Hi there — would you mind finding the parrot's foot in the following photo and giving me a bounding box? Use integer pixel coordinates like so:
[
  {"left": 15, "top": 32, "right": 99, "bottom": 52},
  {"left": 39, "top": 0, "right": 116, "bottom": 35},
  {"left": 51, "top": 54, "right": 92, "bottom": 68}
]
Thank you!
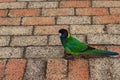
[{"left": 63, "top": 54, "right": 74, "bottom": 60}]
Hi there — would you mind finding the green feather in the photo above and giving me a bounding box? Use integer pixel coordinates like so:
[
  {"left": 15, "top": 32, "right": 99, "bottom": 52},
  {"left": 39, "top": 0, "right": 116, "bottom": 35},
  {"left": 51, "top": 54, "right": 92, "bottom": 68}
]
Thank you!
[{"left": 60, "top": 35, "right": 118, "bottom": 57}]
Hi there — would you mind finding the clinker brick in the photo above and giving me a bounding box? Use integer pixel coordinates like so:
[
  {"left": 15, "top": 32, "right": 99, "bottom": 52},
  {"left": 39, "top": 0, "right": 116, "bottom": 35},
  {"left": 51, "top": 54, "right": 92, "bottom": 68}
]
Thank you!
[
  {"left": 42, "top": 8, "right": 74, "bottom": 16},
  {"left": 0, "top": 0, "right": 16, "bottom": 2},
  {"left": 93, "top": 16, "right": 120, "bottom": 24},
  {"left": 57, "top": 16, "right": 91, "bottom": 24},
  {"left": 0, "top": 47, "right": 23, "bottom": 58},
  {"left": 110, "top": 8, "right": 120, "bottom": 15},
  {"left": 0, "top": 2, "right": 27, "bottom": 9},
  {"left": 87, "top": 34, "right": 120, "bottom": 45},
  {"left": 107, "top": 24, "right": 120, "bottom": 34},
  {"left": 11, "top": 36, "right": 47, "bottom": 46},
  {"left": 4, "top": 59, "right": 26, "bottom": 80},
  {"left": 0, "top": 10, "right": 8, "bottom": 17},
  {"left": 46, "top": 59, "right": 67, "bottom": 80},
  {"left": 0, "top": 59, "right": 7, "bottom": 80},
  {"left": 0, "top": 36, "right": 10, "bottom": 46},
  {"left": 89, "top": 58, "right": 111, "bottom": 80},
  {"left": 22, "top": 17, "right": 55, "bottom": 25},
  {"left": 28, "top": 2, "right": 58, "bottom": 8},
  {"left": 34, "top": 25, "right": 69, "bottom": 35},
  {"left": 25, "top": 46, "right": 64, "bottom": 58},
  {"left": 60, "top": 1, "right": 91, "bottom": 8},
  {"left": 76, "top": 8, "right": 108, "bottom": 16},
  {"left": 0, "top": 18, "right": 20, "bottom": 25},
  {"left": 93, "top": 1, "right": 120, "bottom": 7},
  {"left": 24, "top": 59, "right": 46, "bottom": 80},
  {"left": 70, "top": 25, "right": 105, "bottom": 34},
  {"left": 0, "top": 26, "right": 33, "bottom": 35},
  {"left": 9, "top": 9, "right": 40, "bottom": 17},
  {"left": 68, "top": 59, "right": 89, "bottom": 80}
]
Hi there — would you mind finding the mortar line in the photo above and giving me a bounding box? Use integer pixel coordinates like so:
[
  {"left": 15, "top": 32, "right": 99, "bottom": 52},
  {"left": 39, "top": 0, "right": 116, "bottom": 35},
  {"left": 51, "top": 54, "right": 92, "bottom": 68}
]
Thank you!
[
  {"left": 8, "top": 35, "right": 13, "bottom": 46},
  {"left": 22, "top": 58, "right": 28, "bottom": 80},
  {"left": 66, "top": 60, "right": 69, "bottom": 80},
  {"left": 32, "top": 26, "right": 35, "bottom": 35},
  {"left": 1, "top": 59, "right": 9, "bottom": 80},
  {"left": 44, "top": 60, "right": 48, "bottom": 79},
  {"left": 88, "top": 59, "right": 91, "bottom": 80}
]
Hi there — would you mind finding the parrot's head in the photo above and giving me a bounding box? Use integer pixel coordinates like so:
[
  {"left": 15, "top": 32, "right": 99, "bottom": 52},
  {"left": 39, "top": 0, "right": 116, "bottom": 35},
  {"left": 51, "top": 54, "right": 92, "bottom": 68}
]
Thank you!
[{"left": 59, "top": 29, "right": 70, "bottom": 39}]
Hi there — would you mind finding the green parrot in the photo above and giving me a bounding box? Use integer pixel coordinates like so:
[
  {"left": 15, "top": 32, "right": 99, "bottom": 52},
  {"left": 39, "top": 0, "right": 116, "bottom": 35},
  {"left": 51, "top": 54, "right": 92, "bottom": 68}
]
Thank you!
[{"left": 58, "top": 29, "right": 119, "bottom": 59}]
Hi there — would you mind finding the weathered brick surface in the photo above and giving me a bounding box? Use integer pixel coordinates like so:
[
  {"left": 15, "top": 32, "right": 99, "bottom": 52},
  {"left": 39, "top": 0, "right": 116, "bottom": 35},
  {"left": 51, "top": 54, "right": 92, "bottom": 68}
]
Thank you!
[
  {"left": 0, "top": 59, "right": 7, "bottom": 80},
  {"left": 46, "top": 59, "right": 67, "bottom": 80},
  {"left": 88, "top": 34, "right": 120, "bottom": 45},
  {"left": 28, "top": 2, "right": 58, "bottom": 8},
  {"left": 70, "top": 25, "right": 105, "bottom": 34},
  {"left": 107, "top": 24, "right": 120, "bottom": 34},
  {"left": 4, "top": 59, "right": 26, "bottom": 80},
  {"left": 57, "top": 16, "right": 91, "bottom": 24},
  {"left": 68, "top": 59, "right": 89, "bottom": 80},
  {"left": 25, "top": 46, "right": 64, "bottom": 58},
  {"left": 22, "top": 17, "right": 55, "bottom": 25},
  {"left": 0, "top": 26, "right": 33, "bottom": 35},
  {"left": 76, "top": 8, "right": 108, "bottom": 16},
  {"left": 0, "top": 47, "right": 23, "bottom": 58},
  {"left": 0, "top": 18, "right": 20, "bottom": 25},
  {"left": 110, "top": 8, "right": 120, "bottom": 15},
  {"left": 24, "top": 59, "right": 46, "bottom": 80},
  {"left": 9, "top": 9, "right": 40, "bottom": 17},
  {"left": 0, "top": 2, "right": 27, "bottom": 9},
  {"left": 42, "top": 8, "right": 74, "bottom": 16},
  {"left": 109, "top": 58, "right": 120, "bottom": 80},
  {"left": 11, "top": 36, "right": 47, "bottom": 46},
  {"left": 0, "top": 10, "right": 8, "bottom": 17},
  {"left": 34, "top": 25, "right": 69, "bottom": 35},
  {"left": 0, "top": 36, "right": 10, "bottom": 46},
  {"left": 93, "top": 16, "right": 120, "bottom": 24},
  {"left": 49, "top": 35, "right": 85, "bottom": 45},
  {"left": 60, "top": 1, "right": 91, "bottom": 8},
  {"left": 89, "top": 58, "right": 111, "bottom": 80},
  {"left": 0, "top": 0, "right": 16, "bottom": 2},
  {"left": 93, "top": 1, "right": 120, "bottom": 7}
]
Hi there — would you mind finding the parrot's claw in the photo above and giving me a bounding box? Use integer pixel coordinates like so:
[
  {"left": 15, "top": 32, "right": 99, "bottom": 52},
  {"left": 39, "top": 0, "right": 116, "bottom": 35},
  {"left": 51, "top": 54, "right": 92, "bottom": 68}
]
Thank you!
[{"left": 63, "top": 54, "right": 74, "bottom": 60}]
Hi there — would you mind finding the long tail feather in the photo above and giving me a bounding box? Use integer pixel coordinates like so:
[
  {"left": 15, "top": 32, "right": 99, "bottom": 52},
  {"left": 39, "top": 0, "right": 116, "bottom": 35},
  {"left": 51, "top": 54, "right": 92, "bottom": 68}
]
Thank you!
[{"left": 86, "top": 49, "right": 119, "bottom": 57}]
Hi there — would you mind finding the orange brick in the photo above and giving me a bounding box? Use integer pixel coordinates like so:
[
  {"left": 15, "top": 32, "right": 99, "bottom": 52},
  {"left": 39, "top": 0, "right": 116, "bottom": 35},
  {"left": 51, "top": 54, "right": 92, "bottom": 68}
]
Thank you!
[
  {"left": 4, "top": 59, "right": 26, "bottom": 80},
  {"left": 34, "top": 25, "right": 69, "bottom": 35},
  {"left": 0, "top": 18, "right": 20, "bottom": 25},
  {"left": 93, "top": 16, "right": 120, "bottom": 24},
  {"left": 110, "top": 8, "right": 120, "bottom": 15},
  {"left": 68, "top": 59, "right": 89, "bottom": 80},
  {"left": 76, "top": 8, "right": 108, "bottom": 16},
  {"left": 9, "top": 9, "right": 40, "bottom": 17},
  {"left": 60, "top": 1, "right": 91, "bottom": 8},
  {"left": 107, "top": 46, "right": 120, "bottom": 55},
  {"left": 0, "top": 10, "right": 8, "bottom": 17},
  {"left": 42, "top": 8, "right": 74, "bottom": 16},
  {"left": 0, "top": 60, "right": 7, "bottom": 80},
  {"left": 22, "top": 17, "right": 55, "bottom": 25},
  {"left": 46, "top": 59, "right": 67, "bottom": 80},
  {"left": 0, "top": 0, "right": 16, "bottom": 2}
]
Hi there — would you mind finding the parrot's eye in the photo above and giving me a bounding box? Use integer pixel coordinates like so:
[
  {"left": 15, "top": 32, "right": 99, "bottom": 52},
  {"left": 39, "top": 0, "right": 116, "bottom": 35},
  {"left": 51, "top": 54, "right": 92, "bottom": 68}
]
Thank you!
[{"left": 59, "top": 33, "right": 62, "bottom": 36}]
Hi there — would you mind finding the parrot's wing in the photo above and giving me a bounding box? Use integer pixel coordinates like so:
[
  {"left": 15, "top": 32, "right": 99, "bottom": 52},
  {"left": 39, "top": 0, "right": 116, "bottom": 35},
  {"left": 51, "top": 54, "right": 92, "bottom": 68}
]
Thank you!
[{"left": 65, "top": 37, "right": 91, "bottom": 53}]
